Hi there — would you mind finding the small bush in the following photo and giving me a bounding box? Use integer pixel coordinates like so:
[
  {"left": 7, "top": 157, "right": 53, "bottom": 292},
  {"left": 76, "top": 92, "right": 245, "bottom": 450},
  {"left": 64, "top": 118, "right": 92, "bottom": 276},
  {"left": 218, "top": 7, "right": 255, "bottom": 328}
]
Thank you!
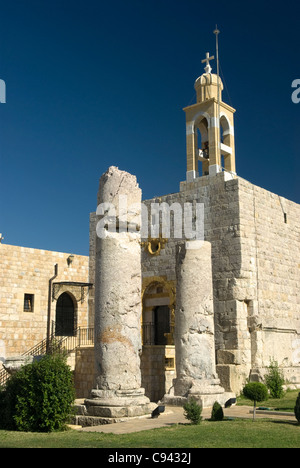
[
  {"left": 0, "top": 386, "right": 8, "bottom": 427},
  {"left": 294, "top": 393, "right": 300, "bottom": 424},
  {"left": 183, "top": 398, "right": 202, "bottom": 425},
  {"left": 243, "top": 382, "right": 268, "bottom": 420},
  {"left": 265, "top": 359, "right": 285, "bottom": 399},
  {"left": 211, "top": 401, "right": 224, "bottom": 421},
  {"left": 0, "top": 353, "right": 75, "bottom": 432}
]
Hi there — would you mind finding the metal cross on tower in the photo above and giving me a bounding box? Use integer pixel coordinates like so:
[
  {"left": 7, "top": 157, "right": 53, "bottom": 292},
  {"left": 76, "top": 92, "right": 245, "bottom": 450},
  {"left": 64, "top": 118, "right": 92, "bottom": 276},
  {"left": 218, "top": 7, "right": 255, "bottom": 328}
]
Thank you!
[{"left": 201, "top": 52, "right": 214, "bottom": 74}]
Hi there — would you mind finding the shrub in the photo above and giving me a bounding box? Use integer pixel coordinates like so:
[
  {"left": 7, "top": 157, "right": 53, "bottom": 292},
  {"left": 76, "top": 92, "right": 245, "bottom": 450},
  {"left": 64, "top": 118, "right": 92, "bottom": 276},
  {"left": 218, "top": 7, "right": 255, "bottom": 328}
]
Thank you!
[
  {"left": 0, "top": 386, "right": 8, "bottom": 428},
  {"left": 243, "top": 382, "right": 268, "bottom": 420},
  {"left": 183, "top": 398, "right": 202, "bottom": 425},
  {"left": 294, "top": 393, "right": 300, "bottom": 424},
  {"left": 265, "top": 359, "right": 285, "bottom": 398},
  {"left": 0, "top": 353, "right": 75, "bottom": 432},
  {"left": 211, "top": 401, "right": 224, "bottom": 421}
]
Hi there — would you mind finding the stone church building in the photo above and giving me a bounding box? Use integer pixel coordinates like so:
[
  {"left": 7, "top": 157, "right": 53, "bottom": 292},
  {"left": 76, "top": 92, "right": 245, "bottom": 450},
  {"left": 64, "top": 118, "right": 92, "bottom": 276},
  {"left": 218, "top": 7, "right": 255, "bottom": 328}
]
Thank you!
[{"left": 1, "top": 58, "right": 300, "bottom": 405}]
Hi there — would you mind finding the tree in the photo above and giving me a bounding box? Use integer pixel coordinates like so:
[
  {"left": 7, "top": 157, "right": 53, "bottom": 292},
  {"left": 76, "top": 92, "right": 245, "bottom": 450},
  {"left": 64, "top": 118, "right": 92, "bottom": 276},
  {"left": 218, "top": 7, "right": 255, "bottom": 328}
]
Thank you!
[
  {"left": 265, "top": 359, "right": 285, "bottom": 398},
  {"left": 183, "top": 398, "right": 202, "bottom": 425},
  {"left": 243, "top": 382, "right": 268, "bottom": 421},
  {"left": 0, "top": 353, "right": 75, "bottom": 432},
  {"left": 294, "top": 393, "right": 300, "bottom": 424},
  {"left": 211, "top": 401, "right": 224, "bottom": 421}
]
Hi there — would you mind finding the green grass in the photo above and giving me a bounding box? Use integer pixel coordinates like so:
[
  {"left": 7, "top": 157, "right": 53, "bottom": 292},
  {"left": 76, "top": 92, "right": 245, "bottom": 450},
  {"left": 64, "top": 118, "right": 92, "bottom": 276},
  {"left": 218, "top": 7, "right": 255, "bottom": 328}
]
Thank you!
[
  {"left": 237, "top": 389, "right": 298, "bottom": 412},
  {"left": 0, "top": 390, "right": 299, "bottom": 448},
  {"left": 0, "top": 419, "right": 299, "bottom": 448}
]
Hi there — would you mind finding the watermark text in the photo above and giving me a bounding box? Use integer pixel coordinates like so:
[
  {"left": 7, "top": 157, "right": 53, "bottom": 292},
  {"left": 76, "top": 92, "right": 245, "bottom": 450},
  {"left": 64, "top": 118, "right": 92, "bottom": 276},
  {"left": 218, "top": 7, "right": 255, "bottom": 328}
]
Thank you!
[
  {"left": 95, "top": 195, "right": 204, "bottom": 248},
  {"left": 0, "top": 79, "right": 6, "bottom": 103},
  {"left": 291, "top": 79, "right": 300, "bottom": 103}
]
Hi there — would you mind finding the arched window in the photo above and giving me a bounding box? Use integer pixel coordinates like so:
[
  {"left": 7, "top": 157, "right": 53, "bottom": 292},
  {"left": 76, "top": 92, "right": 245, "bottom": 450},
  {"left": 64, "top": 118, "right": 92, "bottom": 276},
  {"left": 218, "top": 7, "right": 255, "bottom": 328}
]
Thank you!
[
  {"left": 219, "top": 114, "right": 235, "bottom": 173},
  {"left": 195, "top": 116, "right": 209, "bottom": 176},
  {"left": 55, "top": 292, "right": 76, "bottom": 337}
]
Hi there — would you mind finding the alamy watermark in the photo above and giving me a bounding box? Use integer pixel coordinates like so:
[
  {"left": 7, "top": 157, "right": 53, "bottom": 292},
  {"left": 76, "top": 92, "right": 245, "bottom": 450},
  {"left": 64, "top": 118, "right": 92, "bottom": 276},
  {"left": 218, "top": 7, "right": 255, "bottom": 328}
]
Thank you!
[
  {"left": 291, "top": 79, "right": 300, "bottom": 103},
  {"left": 95, "top": 195, "right": 204, "bottom": 248},
  {"left": 0, "top": 79, "right": 6, "bottom": 103}
]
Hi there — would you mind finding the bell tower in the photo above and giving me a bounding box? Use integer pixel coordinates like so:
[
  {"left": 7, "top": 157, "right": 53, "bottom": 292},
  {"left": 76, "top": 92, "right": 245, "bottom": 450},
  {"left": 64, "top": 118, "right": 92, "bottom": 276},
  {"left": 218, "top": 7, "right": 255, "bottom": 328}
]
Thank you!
[{"left": 184, "top": 51, "right": 236, "bottom": 182}]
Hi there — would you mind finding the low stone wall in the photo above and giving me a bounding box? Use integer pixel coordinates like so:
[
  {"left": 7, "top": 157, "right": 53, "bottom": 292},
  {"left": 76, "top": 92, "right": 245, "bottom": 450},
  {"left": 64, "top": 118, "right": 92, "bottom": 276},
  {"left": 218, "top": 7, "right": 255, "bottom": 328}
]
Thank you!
[{"left": 73, "top": 346, "right": 95, "bottom": 399}]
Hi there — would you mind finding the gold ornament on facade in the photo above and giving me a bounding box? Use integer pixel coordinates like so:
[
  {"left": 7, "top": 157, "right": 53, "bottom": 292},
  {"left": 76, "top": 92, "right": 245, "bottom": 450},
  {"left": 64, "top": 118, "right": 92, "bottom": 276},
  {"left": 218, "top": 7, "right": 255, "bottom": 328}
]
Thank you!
[{"left": 141, "top": 237, "right": 168, "bottom": 256}]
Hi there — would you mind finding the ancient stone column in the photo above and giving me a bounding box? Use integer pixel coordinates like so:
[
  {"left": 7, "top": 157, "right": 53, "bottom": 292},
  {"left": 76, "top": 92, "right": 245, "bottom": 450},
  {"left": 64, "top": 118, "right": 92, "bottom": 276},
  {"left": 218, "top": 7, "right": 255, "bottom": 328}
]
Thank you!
[
  {"left": 165, "top": 240, "right": 234, "bottom": 407},
  {"left": 84, "top": 167, "right": 155, "bottom": 422}
]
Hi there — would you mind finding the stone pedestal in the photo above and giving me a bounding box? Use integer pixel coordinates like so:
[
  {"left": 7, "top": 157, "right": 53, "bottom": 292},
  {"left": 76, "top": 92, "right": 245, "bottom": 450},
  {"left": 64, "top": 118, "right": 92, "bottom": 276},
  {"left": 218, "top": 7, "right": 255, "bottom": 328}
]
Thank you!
[
  {"left": 81, "top": 167, "right": 156, "bottom": 425},
  {"left": 164, "top": 241, "right": 235, "bottom": 408},
  {"left": 3, "top": 355, "right": 35, "bottom": 374}
]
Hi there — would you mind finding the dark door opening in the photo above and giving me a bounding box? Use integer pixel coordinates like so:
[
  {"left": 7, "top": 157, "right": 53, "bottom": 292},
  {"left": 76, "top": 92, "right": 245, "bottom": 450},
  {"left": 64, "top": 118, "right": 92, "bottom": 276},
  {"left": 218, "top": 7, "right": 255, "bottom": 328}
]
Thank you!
[
  {"left": 154, "top": 305, "right": 170, "bottom": 345},
  {"left": 55, "top": 292, "right": 76, "bottom": 336}
]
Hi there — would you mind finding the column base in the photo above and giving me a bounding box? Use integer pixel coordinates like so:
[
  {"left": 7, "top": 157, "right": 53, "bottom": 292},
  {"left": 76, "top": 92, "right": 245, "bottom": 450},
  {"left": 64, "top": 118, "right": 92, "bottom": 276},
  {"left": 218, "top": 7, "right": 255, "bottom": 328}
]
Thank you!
[
  {"left": 162, "top": 378, "right": 235, "bottom": 409},
  {"left": 71, "top": 388, "right": 157, "bottom": 426},
  {"left": 163, "top": 391, "right": 236, "bottom": 409},
  {"left": 86, "top": 387, "right": 151, "bottom": 407}
]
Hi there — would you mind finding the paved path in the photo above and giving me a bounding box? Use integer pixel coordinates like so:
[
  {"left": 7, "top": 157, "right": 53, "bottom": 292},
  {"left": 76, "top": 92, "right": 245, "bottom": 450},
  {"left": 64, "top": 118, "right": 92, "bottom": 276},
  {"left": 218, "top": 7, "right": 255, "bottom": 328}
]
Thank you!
[{"left": 77, "top": 405, "right": 296, "bottom": 434}]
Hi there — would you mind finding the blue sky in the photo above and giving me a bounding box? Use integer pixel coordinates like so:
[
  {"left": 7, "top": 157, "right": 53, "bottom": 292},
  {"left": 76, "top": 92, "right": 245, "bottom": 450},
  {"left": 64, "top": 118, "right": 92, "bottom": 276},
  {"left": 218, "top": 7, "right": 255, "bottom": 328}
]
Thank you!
[{"left": 1, "top": 0, "right": 299, "bottom": 256}]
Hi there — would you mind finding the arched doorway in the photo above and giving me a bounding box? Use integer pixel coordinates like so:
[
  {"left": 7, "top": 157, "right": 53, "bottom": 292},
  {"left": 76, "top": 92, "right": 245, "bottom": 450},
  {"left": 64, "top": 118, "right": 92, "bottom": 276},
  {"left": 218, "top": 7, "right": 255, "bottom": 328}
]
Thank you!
[
  {"left": 142, "top": 281, "right": 174, "bottom": 346},
  {"left": 141, "top": 278, "right": 176, "bottom": 401},
  {"left": 55, "top": 292, "right": 76, "bottom": 337}
]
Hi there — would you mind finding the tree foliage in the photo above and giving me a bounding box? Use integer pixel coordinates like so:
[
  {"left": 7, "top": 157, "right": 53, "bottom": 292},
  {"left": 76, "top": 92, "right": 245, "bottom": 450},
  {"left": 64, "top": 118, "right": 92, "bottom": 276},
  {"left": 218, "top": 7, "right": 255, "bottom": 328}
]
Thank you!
[
  {"left": 294, "top": 392, "right": 300, "bottom": 424},
  {"left": 265, "top": 359, "right": 285, "bottom": 399},
  {"left": 183, "top": 398, "right": 202, "bottom": 425},
  {"left": 211, "top": 401, "right": 224, "bottom": 421},
  {"left": 0, "top": 354, "right": 75, "bottom": 432},
  {"left": 243, "top": 382, "right": 268, "bottom": 420}
]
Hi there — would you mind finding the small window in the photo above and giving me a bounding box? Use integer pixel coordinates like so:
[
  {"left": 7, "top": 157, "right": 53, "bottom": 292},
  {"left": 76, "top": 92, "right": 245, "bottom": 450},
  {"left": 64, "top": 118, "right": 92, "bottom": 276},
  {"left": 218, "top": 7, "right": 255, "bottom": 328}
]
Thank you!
[
  {"left": 24, "top": 294, "right": 34, "bottom": 312},
  {"left": 165, "top": 357, "right": 175, "bottom": 370}
]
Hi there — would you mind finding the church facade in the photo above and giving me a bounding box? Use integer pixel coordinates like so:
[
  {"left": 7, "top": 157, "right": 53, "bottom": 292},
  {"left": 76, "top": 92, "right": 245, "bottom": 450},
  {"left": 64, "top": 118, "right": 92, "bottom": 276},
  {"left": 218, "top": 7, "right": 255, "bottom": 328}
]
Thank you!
[
  {"left": 138, "top": 172, "right": 300, "bottom": 396},
  {"left": 88, "top": 61, "right": 300, "bottom": 400},
  {"left": 1, "top": 58, "right": 300, "bottom": 402},
  {"left": 137, "top": 63, "right": 300, "bottom": 396}
]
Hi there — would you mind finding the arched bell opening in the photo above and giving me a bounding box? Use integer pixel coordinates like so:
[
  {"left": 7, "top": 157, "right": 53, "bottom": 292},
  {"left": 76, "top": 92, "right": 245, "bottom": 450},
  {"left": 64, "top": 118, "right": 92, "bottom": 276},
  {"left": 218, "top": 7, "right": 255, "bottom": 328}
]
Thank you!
[
  {"left": 195, "top": 116, "right": 210, "bottom": 176},
  {"left": 220, "top": 114, "right": 235, "bottom": 174}
]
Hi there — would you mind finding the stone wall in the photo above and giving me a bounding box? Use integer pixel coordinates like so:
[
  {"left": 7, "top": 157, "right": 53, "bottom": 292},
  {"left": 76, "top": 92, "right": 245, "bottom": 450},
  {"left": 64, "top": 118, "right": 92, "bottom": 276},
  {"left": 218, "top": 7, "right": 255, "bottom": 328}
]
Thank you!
[
  {"left": 141, "top": 345, "right": 175, "bottom": 402},
  {"left": 88, "top": 170, "right": 300, "bottom": 395},
  {"left": 0, "top": 243, "right": 89, "bottom": 364},
  {"left": 74, "top": 346, "right": 95, "bottom": 398},
  {"left": 237, "top": 178, "right": 300, "bottom": 384},
  {"left": 142, "top": 172, "right": 300, "bottom": 393}
]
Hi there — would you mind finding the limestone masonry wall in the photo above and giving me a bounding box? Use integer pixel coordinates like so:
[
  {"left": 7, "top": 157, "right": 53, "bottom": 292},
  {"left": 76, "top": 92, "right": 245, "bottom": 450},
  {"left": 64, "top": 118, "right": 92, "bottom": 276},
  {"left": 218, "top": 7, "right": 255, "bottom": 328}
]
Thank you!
[
  {"left": 74, "top": 346, "right": 95, "bottom": 398},
  {"left": 237, "top": 178, "right": 300, "bottom": 384},
  {"left": 0, "top": 244, "right": 89, "bottom": 363},
  {"left": 84, "top": 171, "right": 300, "bottom": 396},
  {"left": 142, "top": 172, "right": 300, "bottom": 393},
  {"left": 6, "top": 165, "right": 299, "bottom": 399}
]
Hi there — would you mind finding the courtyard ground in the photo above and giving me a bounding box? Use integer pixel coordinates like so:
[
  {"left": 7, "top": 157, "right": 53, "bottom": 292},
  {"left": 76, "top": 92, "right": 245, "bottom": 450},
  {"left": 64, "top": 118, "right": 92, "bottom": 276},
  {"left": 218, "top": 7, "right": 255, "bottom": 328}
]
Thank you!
[{"left": 0, "top": 394, "right": 299, "bottom": 448}]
